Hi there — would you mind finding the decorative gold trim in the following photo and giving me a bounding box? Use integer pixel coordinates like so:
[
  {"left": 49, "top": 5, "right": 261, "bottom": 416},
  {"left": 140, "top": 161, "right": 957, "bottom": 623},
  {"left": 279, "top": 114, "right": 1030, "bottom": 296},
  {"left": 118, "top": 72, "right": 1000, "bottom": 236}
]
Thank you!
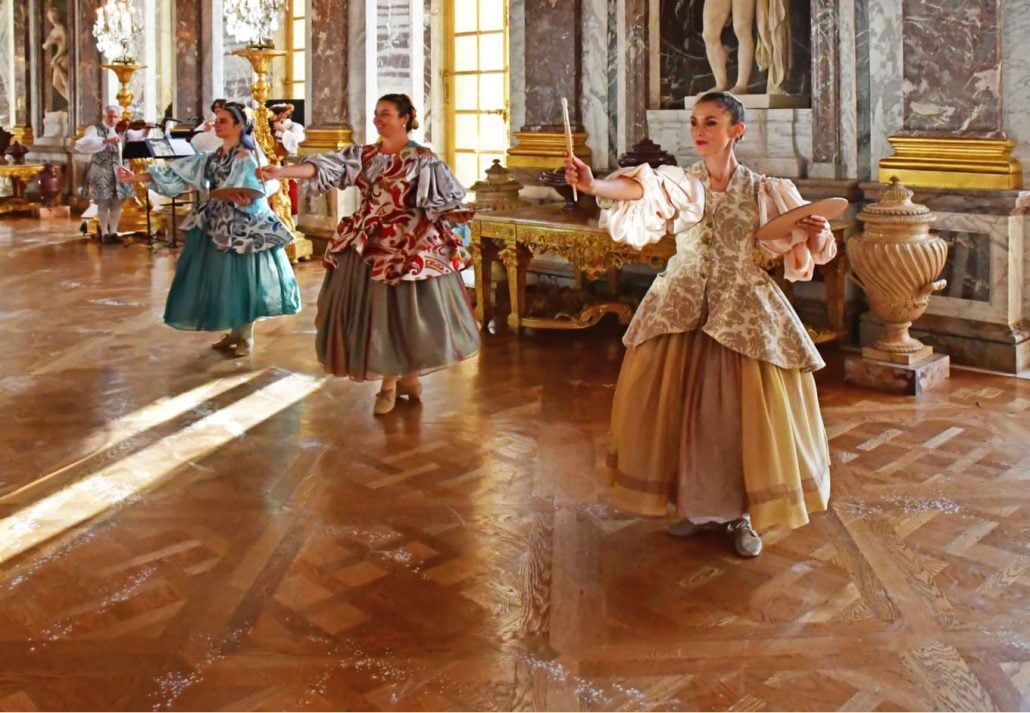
[
  {"left": 11, "top": 125, "right": 34, "bottom": 146},
  {"left": 506, "top": 130, "right": 592, "bottom": 170},
  {"left": 297, "top": 127, "right": 353, "bottom": 155},
  {"left": 878, "top": 136, "right": 1022, "bottom": 190}
]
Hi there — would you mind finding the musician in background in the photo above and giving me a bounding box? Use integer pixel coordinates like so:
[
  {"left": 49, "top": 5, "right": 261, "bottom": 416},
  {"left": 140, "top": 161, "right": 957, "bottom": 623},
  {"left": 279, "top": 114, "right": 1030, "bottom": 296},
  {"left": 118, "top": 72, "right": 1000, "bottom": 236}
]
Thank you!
[
  {"left": 74, "top": 105, "right": 144, "bottom": 243},
  {"left": 269, "top": 103, "right": 306, "bottom": 215}
]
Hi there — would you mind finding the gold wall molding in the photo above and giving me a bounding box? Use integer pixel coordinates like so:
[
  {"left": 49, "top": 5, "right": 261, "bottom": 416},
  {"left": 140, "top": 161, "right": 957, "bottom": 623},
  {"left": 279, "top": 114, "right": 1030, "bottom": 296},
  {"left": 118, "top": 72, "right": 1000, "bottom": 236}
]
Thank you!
[
  {"left": 298, "top": 127, "right": 354, "bottom": 156},
  {"left": 11, "top": 125, "right": 34, "bottom": 146},
  {"left": 506, "top": 130, "right": 592, "bottom": 170},
  {"left": 878, "top": 136, "right": 1022, "bottom": 190}
]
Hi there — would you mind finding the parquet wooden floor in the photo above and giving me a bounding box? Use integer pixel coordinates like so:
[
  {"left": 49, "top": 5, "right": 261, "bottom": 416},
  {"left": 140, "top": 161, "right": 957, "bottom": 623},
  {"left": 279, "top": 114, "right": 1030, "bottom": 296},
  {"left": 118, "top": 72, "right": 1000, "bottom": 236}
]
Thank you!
[{"left": 0, "top": 219, "right": 1027, "bottom": 711}]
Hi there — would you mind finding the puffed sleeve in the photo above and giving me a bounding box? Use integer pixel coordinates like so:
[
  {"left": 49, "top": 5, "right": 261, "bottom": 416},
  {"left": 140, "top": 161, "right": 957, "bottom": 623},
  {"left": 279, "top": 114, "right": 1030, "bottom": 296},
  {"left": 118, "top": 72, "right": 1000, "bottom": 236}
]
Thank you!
[
  {"left": 598, "top": 163, "right": 705, "bottom": 249},
  {"left": 758, "top": 177, "right": 837, "bottom": 282},
  {"left": 415, "top": 154, "right": 467, "bottom": 219},
  {"left": 301, "top": 145, "right": 364, "bottom": 193},
  {"left": 147, "top": 153, "right": 210, "bottom": 196},
  {"left": 74, "top": 126, "right": 104, "bottom": 155}
]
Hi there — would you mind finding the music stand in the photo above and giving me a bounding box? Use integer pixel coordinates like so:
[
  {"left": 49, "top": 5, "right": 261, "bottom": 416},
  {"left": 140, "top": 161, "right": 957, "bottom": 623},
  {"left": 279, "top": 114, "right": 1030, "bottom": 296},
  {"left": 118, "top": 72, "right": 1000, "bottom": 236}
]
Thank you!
[{"left": 123, "top": 139, "right": 197, "bottom": 247}]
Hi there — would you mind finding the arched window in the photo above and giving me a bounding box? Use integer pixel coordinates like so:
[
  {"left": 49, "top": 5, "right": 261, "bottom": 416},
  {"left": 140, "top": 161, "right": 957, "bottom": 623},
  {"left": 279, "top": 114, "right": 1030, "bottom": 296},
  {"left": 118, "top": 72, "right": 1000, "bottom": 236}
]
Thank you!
[{"left": 444, "top": 0, "right": 508, "bottom": 187}]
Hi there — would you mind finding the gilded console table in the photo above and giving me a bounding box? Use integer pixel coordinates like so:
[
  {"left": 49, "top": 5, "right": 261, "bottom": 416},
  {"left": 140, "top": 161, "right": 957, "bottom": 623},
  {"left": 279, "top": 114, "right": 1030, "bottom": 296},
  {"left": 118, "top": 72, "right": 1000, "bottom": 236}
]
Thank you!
[
  {"left": 469, "top": 204, "right": 675, "bottom": 330},
  {"left": 0, "top": 164, "right": 44, "bottom": 216},
  {"left": 469, "top": 203, "right": 849, "bottom": 338}
]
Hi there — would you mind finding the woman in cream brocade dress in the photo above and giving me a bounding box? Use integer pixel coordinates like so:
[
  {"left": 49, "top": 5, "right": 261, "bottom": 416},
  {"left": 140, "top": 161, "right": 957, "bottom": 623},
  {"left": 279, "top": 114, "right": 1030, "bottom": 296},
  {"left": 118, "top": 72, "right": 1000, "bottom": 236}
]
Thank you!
[{"left": 565, "top": 92, "right": 837, "bottom": 557}]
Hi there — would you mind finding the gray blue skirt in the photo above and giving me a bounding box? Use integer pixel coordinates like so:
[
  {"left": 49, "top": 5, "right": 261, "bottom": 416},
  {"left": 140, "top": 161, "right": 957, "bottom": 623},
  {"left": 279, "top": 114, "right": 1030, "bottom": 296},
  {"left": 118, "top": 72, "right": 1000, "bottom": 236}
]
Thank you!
[{"left": 315, "top": 248, "right": 480, "bottom": 380}]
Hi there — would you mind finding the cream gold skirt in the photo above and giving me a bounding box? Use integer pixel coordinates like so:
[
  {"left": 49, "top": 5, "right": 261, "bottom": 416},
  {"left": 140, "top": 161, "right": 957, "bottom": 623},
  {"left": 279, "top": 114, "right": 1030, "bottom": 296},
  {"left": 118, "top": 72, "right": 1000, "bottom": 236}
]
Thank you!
[{"left": 608, "top": 329, "right": 830, "bottom": 531}]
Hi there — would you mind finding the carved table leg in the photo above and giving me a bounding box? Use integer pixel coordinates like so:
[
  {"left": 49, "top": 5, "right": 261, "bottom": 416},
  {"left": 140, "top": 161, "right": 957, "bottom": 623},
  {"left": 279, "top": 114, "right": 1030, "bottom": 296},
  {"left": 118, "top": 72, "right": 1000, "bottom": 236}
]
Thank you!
[{"left": 500, "top": 243, "right": 529, "bottom": 332}]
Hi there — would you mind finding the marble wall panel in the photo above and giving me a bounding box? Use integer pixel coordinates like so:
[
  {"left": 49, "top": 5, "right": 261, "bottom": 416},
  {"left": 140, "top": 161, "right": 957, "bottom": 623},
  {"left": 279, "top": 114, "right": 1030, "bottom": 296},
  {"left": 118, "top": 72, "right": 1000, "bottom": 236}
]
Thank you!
[
  {"left": 582, "top": 0, "right": 608, "bottom": 167},
  {"left": 73, "top": 0, "right": 101, "bottom": 128},
  {"left": 936, "top": 229, "right": 992, "bottom": 303},
  {"left": 902, "top": 0, "right": 1001, "bottom": 135},
  {"left": 809, "top": 0, "right": 837, "bottom": 165},
  {"left": 348, "top": 0, "right": 366, "bottom": 143},
  {"left": 657, "top": 0, "right": 809, "bottom": 108},
  {"left": 174, "top": 0, "right": 203, "bottom": 122},
  {"left": 422, "top": 0, "right": 431, "bottom": 143},
  {"left": 309, "top": 0, "right": 350, "bottom": 127},
  {"left": 925, "top": 211, "right": 1021, "bottom": 326},
  {"left": 1002, "top": 0, "right": 1030, "bottom": 188},
  {"left": 623, "top": 0, "right": 648, "bottom": 156},
  {"left": 866, "top": 0, "right": 902, "bottom": 178},
  {"left": 509, "top": 0, "right": 525, "bottom": 137},
  {"left": 853, "top": 0, "right": 870, "bottom": 179},
  {"left": 522, "top": 0, "right": 580, "bottom": 128},
  {"left": 607, "top": 0, "right": 618, "bottom": 166},
  {"left": 12, "top": 0, "right": 27, "bottom": 126},
  {"left": 0, "top": 0, "right": 11, "bottom": 125}
]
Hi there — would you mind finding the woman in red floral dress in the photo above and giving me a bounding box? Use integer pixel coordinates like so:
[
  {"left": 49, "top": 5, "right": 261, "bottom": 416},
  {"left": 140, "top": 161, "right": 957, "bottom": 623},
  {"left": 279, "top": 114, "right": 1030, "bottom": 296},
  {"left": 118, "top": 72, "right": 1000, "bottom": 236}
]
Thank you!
[{"left": 260, "top": 94, "right": 480, "bottom": 414}]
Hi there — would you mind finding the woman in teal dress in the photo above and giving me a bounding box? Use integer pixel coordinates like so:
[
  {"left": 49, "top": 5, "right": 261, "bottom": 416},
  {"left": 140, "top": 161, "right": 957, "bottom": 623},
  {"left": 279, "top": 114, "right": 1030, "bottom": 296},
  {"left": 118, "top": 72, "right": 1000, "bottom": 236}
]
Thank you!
[{"left": 118, "top": 102, "right": 301, "bottom": 357}]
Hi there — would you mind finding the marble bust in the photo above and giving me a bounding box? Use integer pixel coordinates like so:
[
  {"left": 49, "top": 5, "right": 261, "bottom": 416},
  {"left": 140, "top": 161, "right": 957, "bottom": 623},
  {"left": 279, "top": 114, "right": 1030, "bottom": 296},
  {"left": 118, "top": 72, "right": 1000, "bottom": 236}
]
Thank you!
[{"left": 700, "top": 0, "right": 790, "bottom": 95}]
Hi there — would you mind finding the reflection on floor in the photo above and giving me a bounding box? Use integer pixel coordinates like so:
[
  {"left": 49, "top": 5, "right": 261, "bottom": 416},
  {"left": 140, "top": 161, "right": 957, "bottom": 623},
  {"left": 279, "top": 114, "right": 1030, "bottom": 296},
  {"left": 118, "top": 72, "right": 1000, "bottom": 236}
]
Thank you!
[{"left": 0, "top": 219, "right": 1027, "bottom": 711}]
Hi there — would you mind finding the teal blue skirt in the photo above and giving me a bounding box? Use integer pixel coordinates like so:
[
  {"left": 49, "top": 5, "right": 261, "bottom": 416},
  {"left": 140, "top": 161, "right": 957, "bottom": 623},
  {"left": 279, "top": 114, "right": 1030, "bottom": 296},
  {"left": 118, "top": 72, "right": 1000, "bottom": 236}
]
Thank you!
[{"left": 164, "top": 229, "right": 302, "bottom": 332}]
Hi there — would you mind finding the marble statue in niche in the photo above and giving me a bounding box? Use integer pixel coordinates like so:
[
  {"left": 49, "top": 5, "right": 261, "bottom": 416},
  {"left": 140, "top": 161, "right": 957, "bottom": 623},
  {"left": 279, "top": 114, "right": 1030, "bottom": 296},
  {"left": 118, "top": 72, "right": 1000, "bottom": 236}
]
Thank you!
[
  {"left": 41, "top": 3, "right": 70, "bottom": 110},
  {"left": 701, "top": 0, "right": 790, "bottom": 95}
]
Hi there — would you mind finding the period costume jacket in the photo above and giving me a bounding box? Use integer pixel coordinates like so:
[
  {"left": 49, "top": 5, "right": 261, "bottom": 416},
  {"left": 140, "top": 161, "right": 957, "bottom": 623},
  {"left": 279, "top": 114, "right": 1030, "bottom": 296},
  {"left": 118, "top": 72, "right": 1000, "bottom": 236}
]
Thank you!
[
  {"left": 601, "top": 161, "right": 837, "bottom": 372},
  {"left": 302, "top": 142, "right": 470, "bottom": 285},
  {"left": 75, "top": 123, "right": 140, "bottom": 201}
]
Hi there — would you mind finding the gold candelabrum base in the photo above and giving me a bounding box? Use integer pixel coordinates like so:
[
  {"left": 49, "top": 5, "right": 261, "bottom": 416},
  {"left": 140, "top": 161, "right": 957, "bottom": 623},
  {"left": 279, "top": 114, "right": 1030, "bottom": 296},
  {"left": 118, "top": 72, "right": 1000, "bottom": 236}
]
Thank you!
[
  {"left": 99, "top": 61, "right": 158, "bottom": 237},
  {"left": 233, "top": 46, "right": 313, "bottom": 263}
]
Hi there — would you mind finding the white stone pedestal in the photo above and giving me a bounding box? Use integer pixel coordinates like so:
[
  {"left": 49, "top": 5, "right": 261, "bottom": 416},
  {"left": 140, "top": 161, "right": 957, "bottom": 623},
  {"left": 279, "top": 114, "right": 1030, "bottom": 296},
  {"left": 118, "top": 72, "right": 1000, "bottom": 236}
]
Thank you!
[{"left": 647, "top": 106, "right": 812, "bottom": 178}]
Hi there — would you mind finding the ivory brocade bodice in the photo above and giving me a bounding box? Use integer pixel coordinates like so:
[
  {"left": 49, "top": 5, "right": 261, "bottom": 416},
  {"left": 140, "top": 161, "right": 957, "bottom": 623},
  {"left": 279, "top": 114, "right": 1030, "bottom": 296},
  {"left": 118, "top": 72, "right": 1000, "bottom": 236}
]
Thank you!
[{"left": 602, "top": 162, "right": 836, "bottom": 372}]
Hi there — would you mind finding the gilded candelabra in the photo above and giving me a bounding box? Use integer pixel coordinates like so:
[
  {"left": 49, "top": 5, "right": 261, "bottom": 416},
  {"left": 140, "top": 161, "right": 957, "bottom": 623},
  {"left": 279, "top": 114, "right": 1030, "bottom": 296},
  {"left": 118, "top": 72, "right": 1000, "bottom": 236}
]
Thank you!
[
  {"left": 232, "top": 47, "right": 313, "bottom": 262},
  {"left": 99, "top": 60, "right": 154, "bottom": 235}
]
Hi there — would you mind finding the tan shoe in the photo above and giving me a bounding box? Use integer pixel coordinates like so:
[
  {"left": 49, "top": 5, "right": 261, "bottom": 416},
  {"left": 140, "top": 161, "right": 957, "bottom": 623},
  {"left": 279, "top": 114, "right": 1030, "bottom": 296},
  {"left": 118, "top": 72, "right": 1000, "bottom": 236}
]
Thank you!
[
  {"left": 374, "top": 389, "right": 397, "bottom": 415},
  {"left": 397, "top": 376, "right": 422, "bottom": 401},
  {"left": 233, "top": 339, "right": 252, "bottom": 357},
  {"left": 211, "top": 334, "right": 236, "bottom": 352},
  {"left": 729, "top": 516, "right": 763, "bottom": 557}
]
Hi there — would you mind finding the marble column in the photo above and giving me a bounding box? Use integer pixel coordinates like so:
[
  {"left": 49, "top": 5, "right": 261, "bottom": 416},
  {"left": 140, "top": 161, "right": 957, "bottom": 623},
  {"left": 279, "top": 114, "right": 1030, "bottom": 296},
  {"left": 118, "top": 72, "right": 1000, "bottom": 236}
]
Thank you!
[
  {"left": 72, "top": 0, "right": 102, "bottom": 130},
  {"left": 506, "top": 0, "right": 591, "bottom": 176},
  {"left": 615, "top": 0, "right": 648, "bottom": 161},
  {"left": 9, "top": 0, "right": 31, "bottom": 143},
  {"left": 174, "top": 0, "right": 203, "bottom": 123},
  {"left": 297, "top": 0, "right": 355, "bottom": 246},
  {"left": 809, "top": 0, "right": 839, "bottom": 175},
  {"left": 309, "top": 0, "right": 352, "bottom": 137}
]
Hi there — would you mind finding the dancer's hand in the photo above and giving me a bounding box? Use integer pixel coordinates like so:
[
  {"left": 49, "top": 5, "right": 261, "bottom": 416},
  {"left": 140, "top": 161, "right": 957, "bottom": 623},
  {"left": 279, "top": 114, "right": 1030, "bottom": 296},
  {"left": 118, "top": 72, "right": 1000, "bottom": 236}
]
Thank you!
[
  {"left": 798, "top": 215, "right": 829, "bottom": 238},
  {"left": 216, "top": 190, "right": 253, "bottom": 206},
  {"left": 564, "top": 154, "right": 594, "bottom": 194},
  {"left": 116, "top": 165, "right": 137, "bottom": 182},
  {"left": 256, "top": 165, "right": 282, "bottom": 181},
  {"left": 104, "top": 136, "right": 121, "bottom": 145}
]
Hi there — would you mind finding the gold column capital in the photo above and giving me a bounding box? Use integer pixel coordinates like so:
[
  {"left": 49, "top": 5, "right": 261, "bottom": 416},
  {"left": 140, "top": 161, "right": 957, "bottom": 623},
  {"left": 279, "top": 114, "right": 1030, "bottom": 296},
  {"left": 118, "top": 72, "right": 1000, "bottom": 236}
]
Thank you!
[
  {"left": 298, "top": 127, "right": 354, "bottom": 155},
  {"left": 506, "top": 130, "right": 592, "bottom": 170},
  {"left": 878, "top": 136, "right": 1022, "bottom": 190}
]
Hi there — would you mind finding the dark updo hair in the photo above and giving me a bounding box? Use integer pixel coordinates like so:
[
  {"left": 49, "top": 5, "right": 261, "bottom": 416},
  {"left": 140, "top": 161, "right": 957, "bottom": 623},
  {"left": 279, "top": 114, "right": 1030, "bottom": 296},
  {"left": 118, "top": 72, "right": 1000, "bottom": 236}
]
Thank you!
[
  {"left": 378, "top": 93, "right": 420, "bottom": 132},
  {"left": 696, "top": 91, "right": 746, "bottom": 141},
  {"left": 220, "top": 101, "right": 256, "bottom": 151}
]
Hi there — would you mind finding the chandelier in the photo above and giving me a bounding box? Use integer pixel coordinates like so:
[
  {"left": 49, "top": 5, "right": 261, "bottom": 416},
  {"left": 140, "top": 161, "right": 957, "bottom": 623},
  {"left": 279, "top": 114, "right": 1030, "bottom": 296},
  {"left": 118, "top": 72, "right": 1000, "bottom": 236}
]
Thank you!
[
  {"left": 224, "top": 0, "right": 288, "bottom": 48},
  {"left": 92, "top": 0, "right": 143, "bottom": 63}
]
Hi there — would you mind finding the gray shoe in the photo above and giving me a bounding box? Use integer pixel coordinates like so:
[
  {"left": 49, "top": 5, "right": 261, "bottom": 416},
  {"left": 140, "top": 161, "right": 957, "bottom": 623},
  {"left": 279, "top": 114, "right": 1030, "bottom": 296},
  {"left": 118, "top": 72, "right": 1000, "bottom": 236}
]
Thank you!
[
  {"left": 729, "top": 515, "right": 762, "bottom": 557},
  {"left": 667, "top": 519, "right": 723, "bottom": 537}
]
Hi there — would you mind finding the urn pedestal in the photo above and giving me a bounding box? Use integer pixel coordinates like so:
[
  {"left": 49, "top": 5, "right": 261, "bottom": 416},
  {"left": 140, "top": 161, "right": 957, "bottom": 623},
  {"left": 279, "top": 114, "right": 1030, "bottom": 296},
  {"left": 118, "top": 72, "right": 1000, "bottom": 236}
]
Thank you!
[{"left": 844, "top": 178, "right": 951, "bottom": 395}]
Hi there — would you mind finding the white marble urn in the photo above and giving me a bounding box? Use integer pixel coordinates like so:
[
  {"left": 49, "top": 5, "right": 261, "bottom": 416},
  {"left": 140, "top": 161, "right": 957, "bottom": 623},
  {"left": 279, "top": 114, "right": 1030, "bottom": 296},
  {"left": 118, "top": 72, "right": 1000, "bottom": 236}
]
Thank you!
[{"left": 847, "top": 178, "right": 949, "bottom": 364}]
